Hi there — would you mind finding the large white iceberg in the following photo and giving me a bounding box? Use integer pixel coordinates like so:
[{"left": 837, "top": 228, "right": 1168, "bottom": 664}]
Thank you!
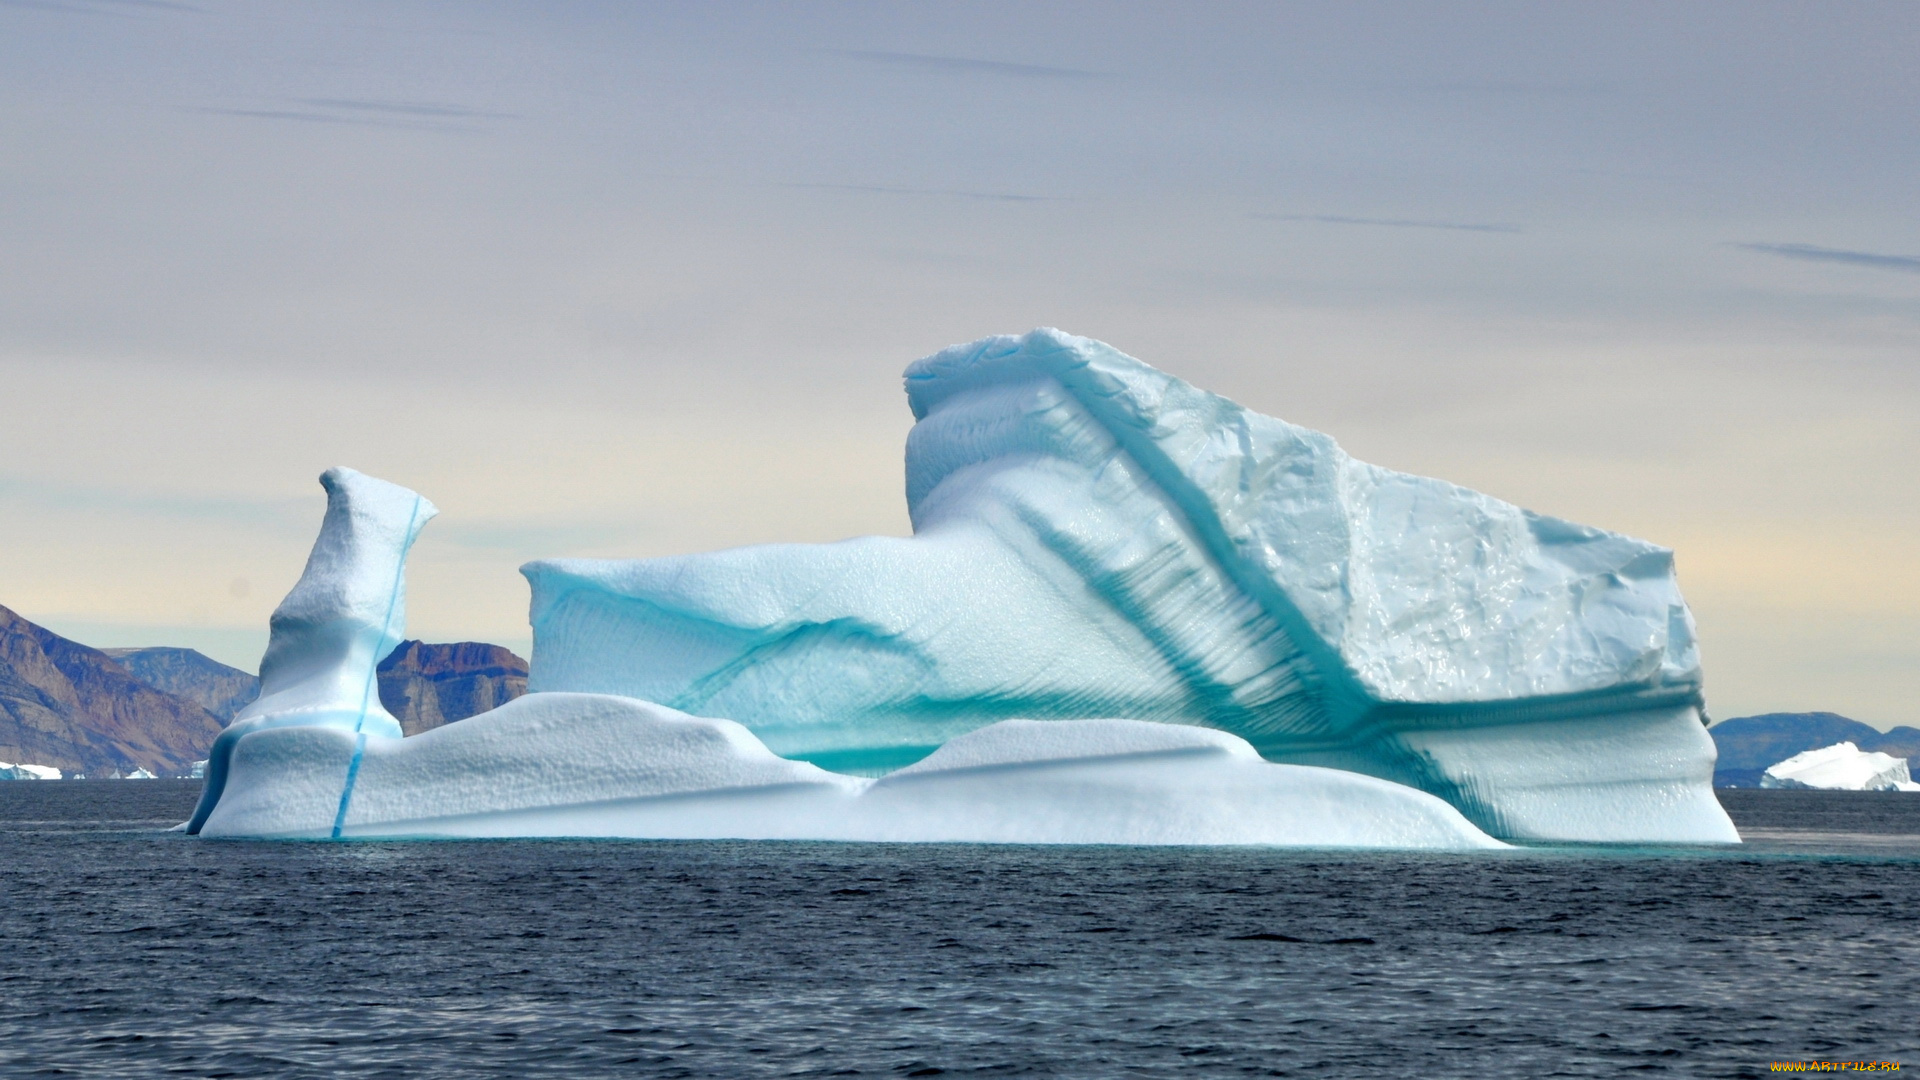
[
  {"left": 524, "top": 330, "right": 1732, "bottom": 843},
  {"left": 187, "top": 330, "right": 1737, "bottom": 846},
  {"left": 1761, "top": 742, "right": 1919, "bottom": 792}
]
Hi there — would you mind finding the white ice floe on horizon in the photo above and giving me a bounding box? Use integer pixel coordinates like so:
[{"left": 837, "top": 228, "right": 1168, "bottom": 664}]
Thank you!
[
  {"left": 0, "top": 762, "right": 63, "bottom": 780},
  {"left": 1761, "top": 742, "right": 1919, "bottom": 792}
]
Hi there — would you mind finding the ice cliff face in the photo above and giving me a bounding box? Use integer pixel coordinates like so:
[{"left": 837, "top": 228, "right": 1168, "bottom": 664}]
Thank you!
[{"left": 525, "top": 330, "right": 1730, "bottom": 842}]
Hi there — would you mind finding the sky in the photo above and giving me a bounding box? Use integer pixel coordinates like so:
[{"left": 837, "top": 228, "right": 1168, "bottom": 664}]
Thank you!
[{"left": 1, "top": 1, "right": 1916, "bottom": 726}]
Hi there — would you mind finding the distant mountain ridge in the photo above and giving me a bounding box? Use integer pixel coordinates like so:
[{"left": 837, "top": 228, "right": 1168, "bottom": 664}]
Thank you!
[
  {"left": 1709, "top": 712, "right": 1920, "bottom": 787},
  {"left": 102, "top": 647, "right": 258, "bottom": 722},
  {"left": 0, "top": 605, "right": 225, "bottom": 777}
]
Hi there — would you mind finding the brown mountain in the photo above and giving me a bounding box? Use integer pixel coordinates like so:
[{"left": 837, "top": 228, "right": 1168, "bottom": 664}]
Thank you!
[
  {"left": 0, "top": 605, "right": 225, "bottom": 777},
  {"left": 101, "top": 646, "right": 259, "bottom": 722},
  {"left": 376, "top": 640, "right": 528, "bottom": 736}
]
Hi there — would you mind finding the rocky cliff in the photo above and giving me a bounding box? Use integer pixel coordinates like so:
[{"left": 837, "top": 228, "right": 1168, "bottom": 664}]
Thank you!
[
  {"left": 376, "top": 640, "right": 528, "bottom": 736},
  {"left": 0, "top": 605, "right": 226, "bottom": 777}
]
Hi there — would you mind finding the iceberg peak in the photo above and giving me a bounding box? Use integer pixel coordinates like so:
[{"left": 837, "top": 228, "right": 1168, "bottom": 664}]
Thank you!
[
  {"left": 186, "top": 466, "right": 436, "bottom": 834},
  {"left": 243, "top": 466, "right": 437, "bottom": 736},
  {"left": 902, "top": 329, "right": 1698, "bottom": 705}
]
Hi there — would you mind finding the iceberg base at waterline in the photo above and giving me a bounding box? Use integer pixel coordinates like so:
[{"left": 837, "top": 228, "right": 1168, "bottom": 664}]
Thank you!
[{"left": 196, "top": 694, "right": 1505, "bottom": 849}]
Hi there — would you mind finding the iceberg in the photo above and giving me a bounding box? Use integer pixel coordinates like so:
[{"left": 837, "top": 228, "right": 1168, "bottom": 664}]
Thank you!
[
  {"left": 0, "top": 761, "right": 62, "bottom": 780},
  {"left": 525, "top": 330, "right": 1733, "bottom": 843},
  {"left": 1761, "top": 742, "right": 1920, "bottom": 792},
  {"left": 187, "top": 330, "right": 1735, "bottom": 846}
]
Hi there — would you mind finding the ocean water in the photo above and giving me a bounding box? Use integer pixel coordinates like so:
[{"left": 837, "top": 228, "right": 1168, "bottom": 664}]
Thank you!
[{"left": 3, "top": 782, "right": 1916, "bottom": 1078}]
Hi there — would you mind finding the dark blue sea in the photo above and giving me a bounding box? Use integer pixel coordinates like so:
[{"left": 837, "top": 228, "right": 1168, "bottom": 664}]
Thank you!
[{"left": 3, "top": 782, "right": 1916, "bottom": 1078}]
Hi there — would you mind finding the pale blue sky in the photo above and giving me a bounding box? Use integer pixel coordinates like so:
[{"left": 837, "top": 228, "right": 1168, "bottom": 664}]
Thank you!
[{"left": 2, "top": 1, "right": 1916, "bottom": 724}]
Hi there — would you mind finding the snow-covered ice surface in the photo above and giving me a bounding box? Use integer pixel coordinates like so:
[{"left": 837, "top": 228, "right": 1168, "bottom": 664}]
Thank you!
[
  {"left": 199, "top": 697, "right": 1502, "bottom": 848},
  {"left": 1762, "top": 742, "right": 1920, "bottom": 792},
  {"left": 524, "top": 330, "right": 1734, "bottom": 843},
  {"left": 0, "top": 762, "right": 61, "bottom": 780}
]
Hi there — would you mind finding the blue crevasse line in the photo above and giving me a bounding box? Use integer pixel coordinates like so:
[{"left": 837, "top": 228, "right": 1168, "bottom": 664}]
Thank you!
[
  {"left": 330, "top": 494, "right": 425, "bottom": 839},
  {"left": 331, "top": 732, "right": 368, "bottom": 838}
]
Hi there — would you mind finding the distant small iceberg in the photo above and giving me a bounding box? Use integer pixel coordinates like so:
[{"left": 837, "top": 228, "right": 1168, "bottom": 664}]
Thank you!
[{"left": 1761, "top": 742, "right": 1919, "bottom": 792}]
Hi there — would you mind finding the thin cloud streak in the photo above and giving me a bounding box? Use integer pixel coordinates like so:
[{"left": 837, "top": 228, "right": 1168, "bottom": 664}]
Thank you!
[
  {"left": 1736, "top": 242, "right": 1920, "bottom": 274},
  {"left": 0, "top": 0, "right": 198, "bottom": 13},
  {"left": 1254, "top": 213, "right": 1524, "bottom": 234},
  {"left": 823, "top": 49, "right": 1111, "bottom": 80},
  {"left": 190, "top": 107, "right": 479, "bottom": 133},
  {"left": 782, "top": 182, "right": 1067, "bottom": 203},
  {"left": 297, "top": 98, "right": 514, "bottom": 120},
  {"left": 1387, "top": 78, "right": 1611, "bottom": 97}
]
